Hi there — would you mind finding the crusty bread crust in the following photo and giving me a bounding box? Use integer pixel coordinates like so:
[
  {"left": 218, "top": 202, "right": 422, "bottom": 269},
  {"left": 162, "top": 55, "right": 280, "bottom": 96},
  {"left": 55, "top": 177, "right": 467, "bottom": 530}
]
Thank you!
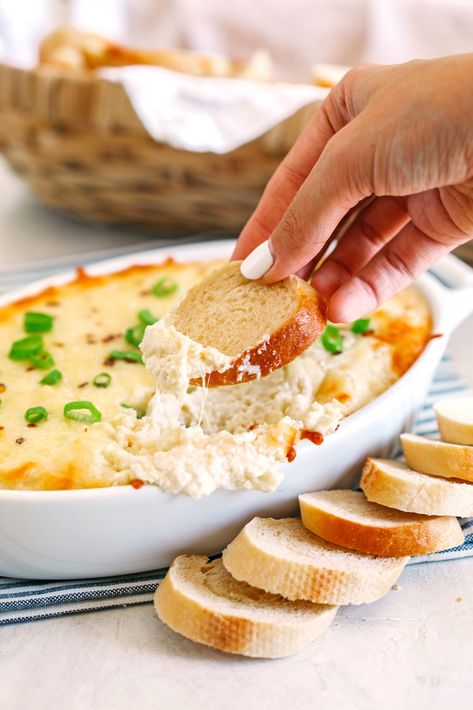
[
  {"left": 401, "top": 433, "right": 473, "bottom": 482},
  {"left": 299, "top": 490, "right": 464, "bottom": 557},
  {"left": 361, "top": 458, "right": 473, "bottom": 516},
  {"left": 203, "top": 285, "right": 326, "bottom": 387},
  {"left": 223, "top": 518, "right": 408, "bottom": 605},
  {"left": 155, "top": 555, "right": 337, "bottom": 658}
]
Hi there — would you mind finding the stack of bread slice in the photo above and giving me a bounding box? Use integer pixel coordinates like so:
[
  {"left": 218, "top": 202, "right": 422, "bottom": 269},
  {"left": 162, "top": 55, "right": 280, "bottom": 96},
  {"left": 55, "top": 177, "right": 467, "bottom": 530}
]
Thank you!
[
  {"left": 156, "top": 396, "right": 472, "bottom": 658},
  {"left": 362, "top": 395, "right": 473, "bottom": 516}
]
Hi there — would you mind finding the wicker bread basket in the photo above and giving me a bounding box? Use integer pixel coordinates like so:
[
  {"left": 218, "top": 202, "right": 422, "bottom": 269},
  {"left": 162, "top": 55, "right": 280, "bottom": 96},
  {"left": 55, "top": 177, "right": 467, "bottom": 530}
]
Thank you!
[{"left": 0, "top": 63, "right": 320, "bottom": 234}]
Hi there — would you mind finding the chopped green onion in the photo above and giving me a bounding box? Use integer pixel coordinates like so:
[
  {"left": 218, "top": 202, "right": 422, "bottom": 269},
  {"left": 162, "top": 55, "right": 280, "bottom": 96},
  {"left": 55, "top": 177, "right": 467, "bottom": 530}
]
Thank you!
[
  {"left": 64, "top": 401, "right": 102, "bottom": 423},
  {"left": 9, "top": 335, "right": 43, "bottom": 361},
  {"left": 24, "top": 311, "right": 53, "bottom": 333},
  {"left": 40, "top": 369, "right": 62, "bottom": 386},
  {"left": 93, "top": 372, "right": 112, "bottom": 388},
  {"left": 138, "top": 309, "right": 158, "bottom": 326},
  {"left": 108, "top": 350, "right": 143, "bottom": 364},
  {"left": 152, "top": 276, "right": 178, "bottom": 298},
  {"left": 125, "top": 324, "right": 146, "bottom": 348},
  {"left": 352, "top": 317, "right": 371, "bottom": 334},
  {"left": 121, "top": 403, "right": 145, "bottom": 419},
  {"left": 29, "top": 351, "right": 55, "bottom": 370},
  {"left": 321, "top": 324, "right": 344, "bottom": 354},
  {"left": 25, "top": 406, "right": 48, "bottom": 424}
]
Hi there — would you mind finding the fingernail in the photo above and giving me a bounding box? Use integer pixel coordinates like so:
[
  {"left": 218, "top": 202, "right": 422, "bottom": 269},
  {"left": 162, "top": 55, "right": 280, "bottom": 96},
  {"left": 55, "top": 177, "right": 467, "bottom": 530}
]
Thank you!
[{"left": 240, "top": 240, "right": 274, "bottom": 280}]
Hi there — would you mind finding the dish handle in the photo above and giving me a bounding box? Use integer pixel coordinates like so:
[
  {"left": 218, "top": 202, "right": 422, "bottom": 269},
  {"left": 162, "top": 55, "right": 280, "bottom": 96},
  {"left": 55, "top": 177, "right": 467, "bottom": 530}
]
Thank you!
[{"left": 429, "top": 254, "right": 473, "bottom": 331}]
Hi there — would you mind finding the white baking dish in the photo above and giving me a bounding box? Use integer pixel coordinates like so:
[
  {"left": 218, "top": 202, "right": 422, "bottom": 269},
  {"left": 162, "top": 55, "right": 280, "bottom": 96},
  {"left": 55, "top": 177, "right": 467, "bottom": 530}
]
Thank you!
[{"left": 0, "top": 240, "right": 472, "bottom": 580}]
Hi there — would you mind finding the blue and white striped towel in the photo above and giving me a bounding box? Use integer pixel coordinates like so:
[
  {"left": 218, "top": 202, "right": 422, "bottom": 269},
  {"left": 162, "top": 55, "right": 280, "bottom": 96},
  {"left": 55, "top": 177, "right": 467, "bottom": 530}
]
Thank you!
[{"left": 0, "top": 249, "right": 471, "bottom": 625}]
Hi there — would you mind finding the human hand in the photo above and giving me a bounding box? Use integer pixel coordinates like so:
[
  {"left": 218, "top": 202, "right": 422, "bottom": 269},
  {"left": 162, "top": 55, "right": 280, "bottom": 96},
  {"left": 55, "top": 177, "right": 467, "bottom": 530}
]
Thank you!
[{"left": 233, "top": 55, "right": 473, "bottom": 322}]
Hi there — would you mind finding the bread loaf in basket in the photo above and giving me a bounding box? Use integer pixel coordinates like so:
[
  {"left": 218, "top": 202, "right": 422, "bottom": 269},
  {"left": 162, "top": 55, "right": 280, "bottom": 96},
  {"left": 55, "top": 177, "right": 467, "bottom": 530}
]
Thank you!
[{"left": 0, "top": 28, "right": 320, "bottom": 234}]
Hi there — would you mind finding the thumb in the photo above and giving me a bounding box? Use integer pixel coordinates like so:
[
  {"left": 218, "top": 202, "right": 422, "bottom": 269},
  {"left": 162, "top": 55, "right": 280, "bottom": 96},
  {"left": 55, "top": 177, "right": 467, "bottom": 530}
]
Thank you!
[{"left": 242, "top": 119, "right": 374, "bottom": 284}]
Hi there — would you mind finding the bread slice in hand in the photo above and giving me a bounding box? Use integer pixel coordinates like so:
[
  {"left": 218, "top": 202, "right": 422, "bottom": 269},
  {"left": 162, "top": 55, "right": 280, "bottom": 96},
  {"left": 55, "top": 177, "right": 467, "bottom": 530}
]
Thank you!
[
  {"left": 401, "top": 432, "right": 473, "bottom": 482},
  {"left": 169, "top": 261, "right": 326, "bottom": 387},
  {"left": 222, "top": 517, "right": 408, "bottom": 605},
  {"left": 154, "top": 555, "right": 337, "bottom": 658},
  {"left": 299, "top": 489, "right": 463, "bottom": 557},
  {"left": 434, "top": 396, "right": 473, "bottom": 446},
  {"left": 361, "top": 457, "right": 473, "bottom": 517}
]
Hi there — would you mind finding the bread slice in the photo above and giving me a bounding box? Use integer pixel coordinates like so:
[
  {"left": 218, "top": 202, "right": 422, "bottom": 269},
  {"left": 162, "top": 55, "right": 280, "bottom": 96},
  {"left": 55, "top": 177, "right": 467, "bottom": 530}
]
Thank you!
[
  {"left": 434, "top": 396, "right": 473, "bottom": 446},
  {"left": 299, "top": 489, "right": 463, "bottom": 556},
  {"left": 169, "top": 261, "right": 326, "bottom": 387},
  {"left": 222, "top": 517, "right": 408, "bottom": 605},
  {"left": 361, "top": 458, "right": 473, "bottom": 517},
  {"left": 401, "top": 433, "right": 473, "bottom": 482},
  {"left": 39, "top": 27, "right": 272, "bottom": 80},
  {"left": 154, "top": 555, "right": 337, "bottom": 658}
]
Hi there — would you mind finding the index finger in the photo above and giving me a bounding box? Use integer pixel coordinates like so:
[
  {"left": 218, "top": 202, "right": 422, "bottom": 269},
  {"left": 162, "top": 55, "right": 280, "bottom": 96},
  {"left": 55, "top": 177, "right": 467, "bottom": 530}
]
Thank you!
[{"left": 232, "top": 90, "right": 344, "bottom": 260}]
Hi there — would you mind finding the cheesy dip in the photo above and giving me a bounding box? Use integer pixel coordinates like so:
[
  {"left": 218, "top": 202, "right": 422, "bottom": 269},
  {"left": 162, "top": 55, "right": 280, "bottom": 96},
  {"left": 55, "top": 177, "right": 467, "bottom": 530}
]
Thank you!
[{"left": 0, "top": 259, "right": 431, "bottom": 496}]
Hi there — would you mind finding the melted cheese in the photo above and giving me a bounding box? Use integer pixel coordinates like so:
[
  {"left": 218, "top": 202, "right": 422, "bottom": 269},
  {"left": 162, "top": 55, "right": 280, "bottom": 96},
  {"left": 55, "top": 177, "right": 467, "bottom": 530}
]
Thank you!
[
  {"left": 0, "top": 260, "right": 431, "bottom": 495},
  {"left": 141, "top": 318, "right": 232, "bottom": 399}
]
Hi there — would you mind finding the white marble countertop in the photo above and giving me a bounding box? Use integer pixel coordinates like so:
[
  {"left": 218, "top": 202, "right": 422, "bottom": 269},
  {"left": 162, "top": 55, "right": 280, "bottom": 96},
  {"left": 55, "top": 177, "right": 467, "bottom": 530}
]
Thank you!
[{"left": 1, "top": 157, "right": 472, "bottom": 710}]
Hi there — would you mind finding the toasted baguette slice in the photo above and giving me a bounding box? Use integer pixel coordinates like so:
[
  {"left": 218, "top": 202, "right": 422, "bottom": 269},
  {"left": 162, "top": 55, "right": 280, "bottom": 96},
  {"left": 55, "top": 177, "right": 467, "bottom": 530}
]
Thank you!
[
  {"left": 222, "top": 518, "right": 408, "bottom": 605},
  {"left": 155, "top": 555, "right": 337, "bottom": 658},
  {"left": 169, "top": 261, "right": 326, "bottom": 387},
  {"left": 361, "top": 458, "right": 473, "bottom": 517},
  {"left": 401, "top": 433, "right": 473, "bottom": 482},
  {"left": 434, "top": 396, "right": 473, "bottom": 446},
  {"left": 299, "top": 489, "right": 463, "bottom": 556}
]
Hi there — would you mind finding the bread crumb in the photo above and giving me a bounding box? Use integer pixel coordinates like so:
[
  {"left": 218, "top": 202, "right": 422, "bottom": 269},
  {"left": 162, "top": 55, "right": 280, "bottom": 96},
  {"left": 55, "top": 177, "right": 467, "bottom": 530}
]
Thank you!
[
  {"left": 456, "top": 596, "right": 464, "bottom": 603},
  {"left": 391, "top": 584, "right": 401, "bottom": 591}
]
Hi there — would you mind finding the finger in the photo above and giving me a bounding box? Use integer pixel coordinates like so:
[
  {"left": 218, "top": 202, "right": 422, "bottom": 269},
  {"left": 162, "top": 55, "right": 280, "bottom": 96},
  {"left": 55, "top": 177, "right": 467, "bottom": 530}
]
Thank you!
[
  {"left": 312, "top": 195, "right": 410, "bottom": 298},
  {"left": 232, "top": 85, "right": 349, "bottom": 261},
  {"left": 259, "top": 117, "right": 374, "bottom": 283},
  {"left": 326, "top": 221, "right": 453, "bottom": 322},
  {"left": 297, "top": 195, "right": 378, "bottom": 282},
  {"left": 234, "top": 63, "right": 384, "bottom": 264}
]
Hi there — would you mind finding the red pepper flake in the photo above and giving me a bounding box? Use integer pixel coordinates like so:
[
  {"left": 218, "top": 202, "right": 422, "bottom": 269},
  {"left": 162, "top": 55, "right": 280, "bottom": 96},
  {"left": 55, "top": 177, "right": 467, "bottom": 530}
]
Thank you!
[
  {"left": 103, "top": 358, "right": 115, "bottom": 367},
  {"left": 301, "top": 431, "right": 324, "bottom": 445},
  {"left": 0, "top": 384, "right": 6, "bottom": 393},
  {"left": 336, "top": 393, "right": 351, "bottom": 403},
  {"left": 139, "top": 290, "right": 150, "bottom": 297},
  {"left": 26, "top": 366, "right": 35, "bottom": 372},
  {"left": 286, "top": 446, "right": 297, "bottom": 463},
  {"left": 130, "top": 479, "right": 144, "bottom": 489},
  {"left": 361, "top": 329, "right": 375, "bottom": 337},
  {"left": 102, "top": 334, "right": 120, "bottom": 343},
  {"left": 27, "top": 423, "right": 36, "bottom": 429},
  {"left": 428, "top": 333, "right": 443, "bottom": 341},
  {"left": 15, "top": 437, "right": 25, "bottom": 445},
  {"left": 78, "top": 382, "right": 89, "bottom": 388}
]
